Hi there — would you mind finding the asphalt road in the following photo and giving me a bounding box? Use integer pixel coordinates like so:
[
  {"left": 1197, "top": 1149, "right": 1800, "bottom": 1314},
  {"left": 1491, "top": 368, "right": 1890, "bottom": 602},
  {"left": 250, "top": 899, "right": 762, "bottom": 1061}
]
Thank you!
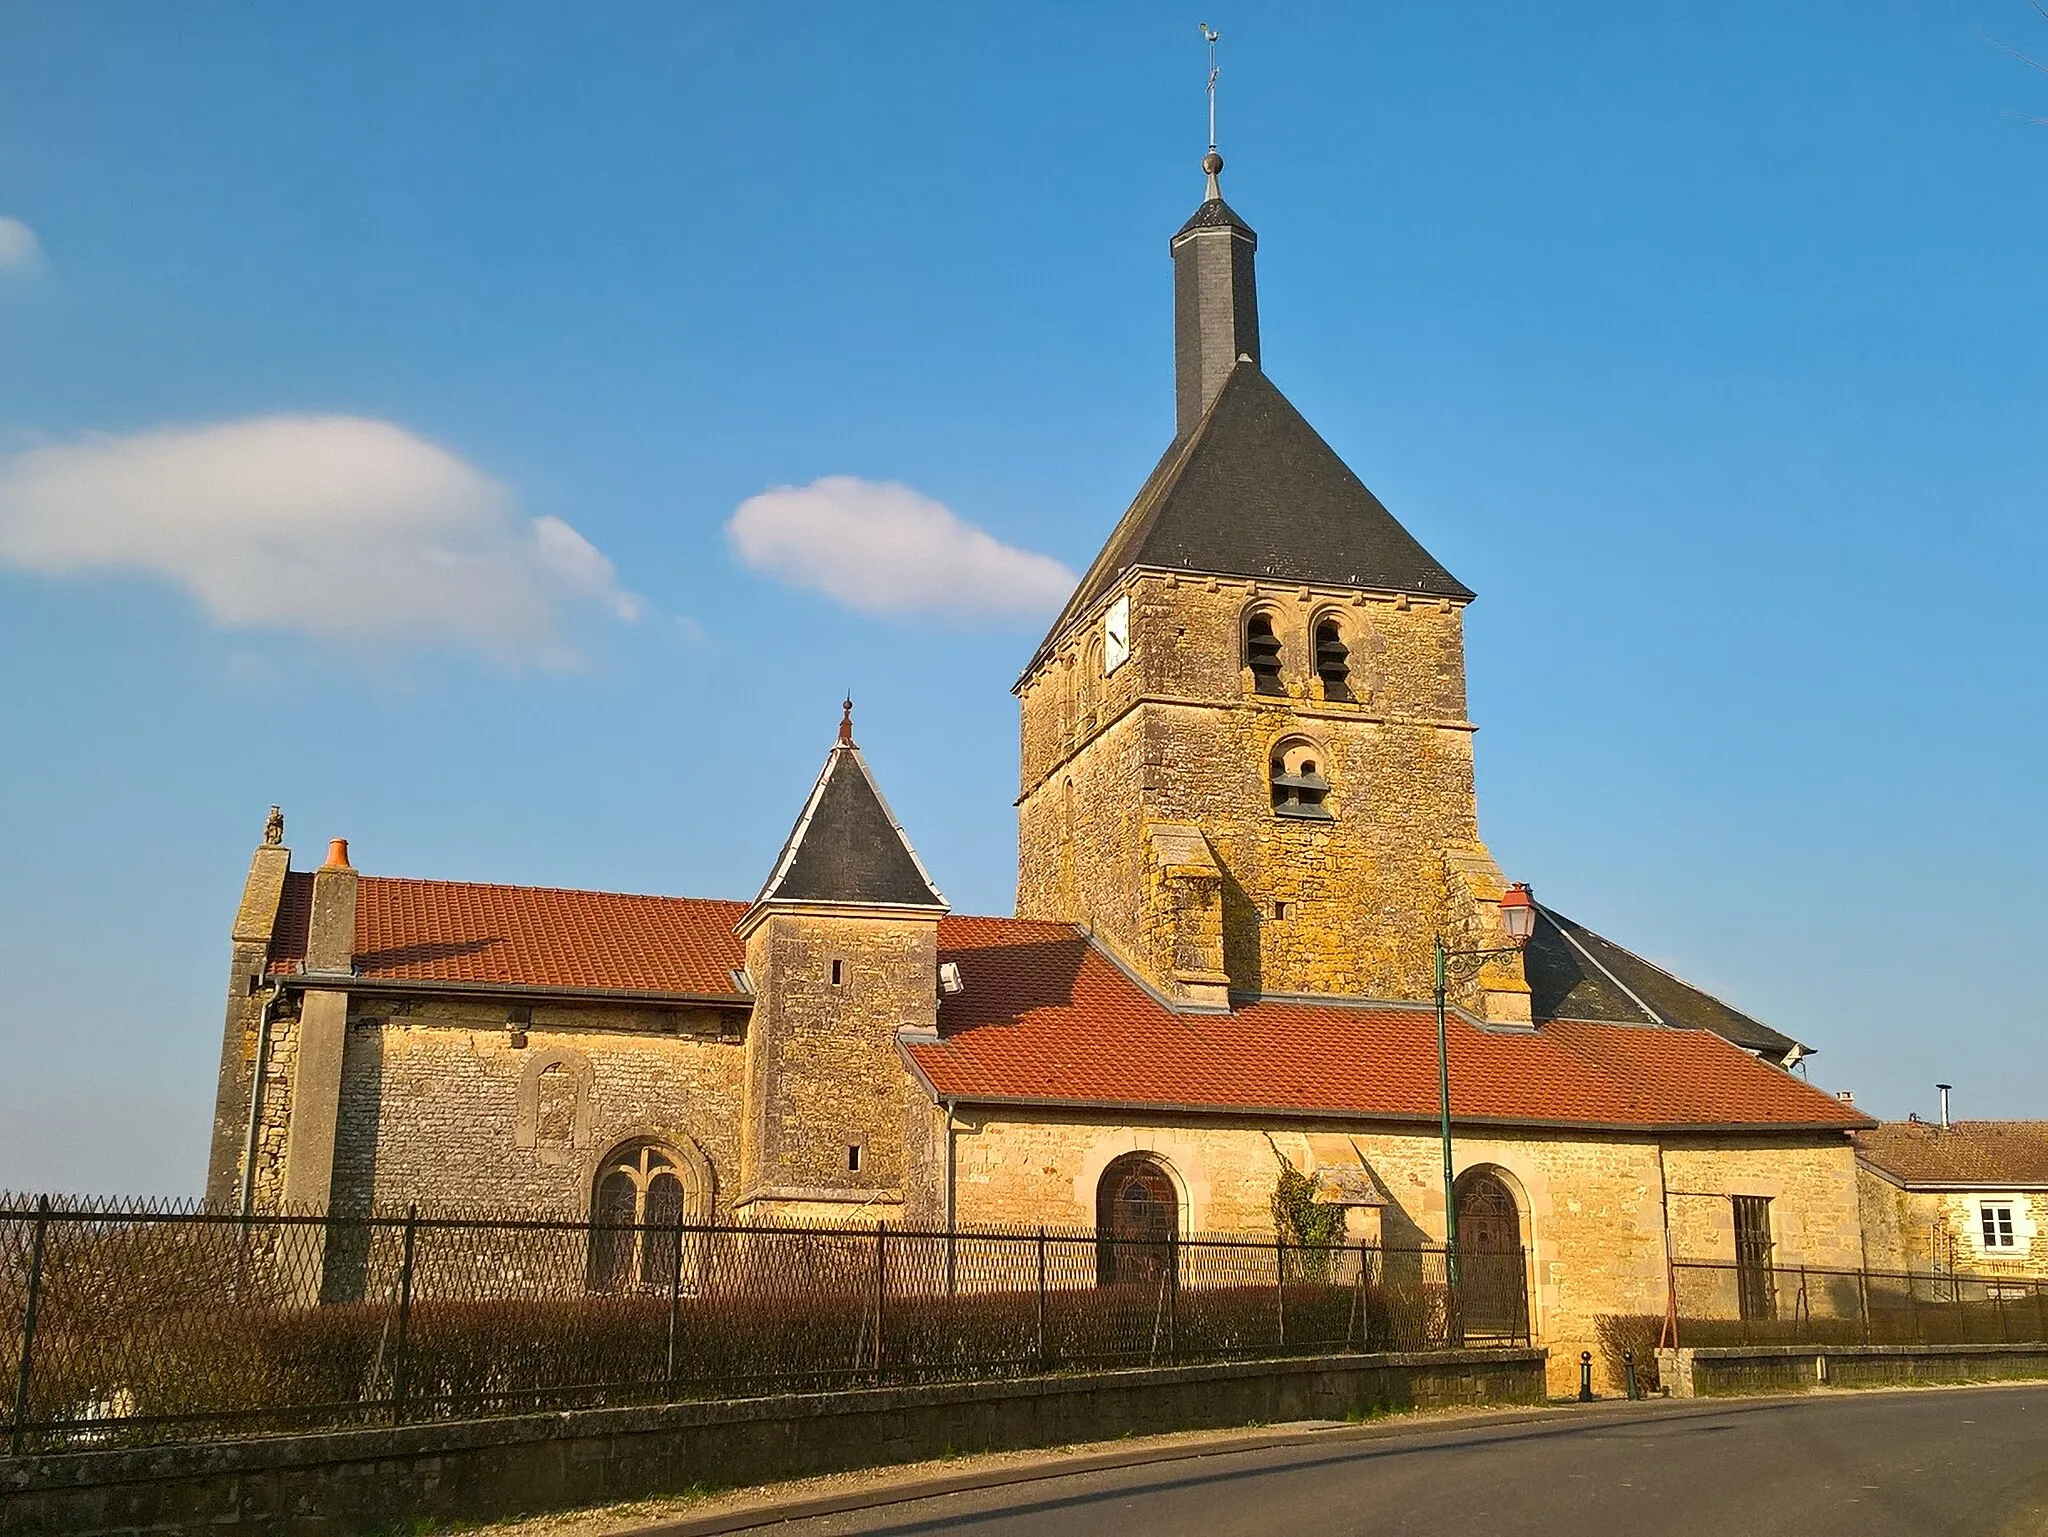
[{"left": 755, "top": 1387, "right": 2048, "bottom": 1537}]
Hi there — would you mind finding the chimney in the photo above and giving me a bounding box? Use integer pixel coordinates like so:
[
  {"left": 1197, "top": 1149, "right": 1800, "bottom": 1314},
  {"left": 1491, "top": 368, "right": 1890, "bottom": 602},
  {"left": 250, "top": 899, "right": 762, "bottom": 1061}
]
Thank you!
[
  {"left": 1835, "top": 1090, "right": 1855, "bottom": 1105},
  {"left": 1170, "top": 152, "right": 1260, "bottom": 439},
  {"left": 307, "top": 836, "right": 358, "bottom": 974},
  {"left": 1937, "top": 1083, "right": 1953, "bottom": 1130}
]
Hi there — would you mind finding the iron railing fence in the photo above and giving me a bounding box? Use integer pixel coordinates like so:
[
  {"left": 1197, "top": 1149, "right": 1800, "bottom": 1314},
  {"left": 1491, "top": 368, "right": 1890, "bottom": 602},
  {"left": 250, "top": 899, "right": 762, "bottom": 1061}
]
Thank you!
[
  {"left": 1, "top": 1194, "right": 1530, "bottom": 1454},
  {"left": 1670, "top": 1259, "right": 2048, "bottom": 1349}
]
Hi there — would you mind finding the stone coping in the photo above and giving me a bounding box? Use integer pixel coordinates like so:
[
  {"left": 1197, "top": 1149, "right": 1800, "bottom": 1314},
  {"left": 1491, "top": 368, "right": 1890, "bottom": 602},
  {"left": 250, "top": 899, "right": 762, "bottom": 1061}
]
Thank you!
[{"left": 1677, "top": 1342, "right": 2048, "bottom": 1360}]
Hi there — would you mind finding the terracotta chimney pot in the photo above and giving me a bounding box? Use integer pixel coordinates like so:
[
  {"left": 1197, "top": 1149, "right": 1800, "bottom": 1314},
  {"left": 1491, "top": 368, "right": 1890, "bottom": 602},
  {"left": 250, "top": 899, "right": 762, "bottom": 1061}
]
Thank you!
[{"left": 321, "top": 837, "right": 352, "bottom": 871}]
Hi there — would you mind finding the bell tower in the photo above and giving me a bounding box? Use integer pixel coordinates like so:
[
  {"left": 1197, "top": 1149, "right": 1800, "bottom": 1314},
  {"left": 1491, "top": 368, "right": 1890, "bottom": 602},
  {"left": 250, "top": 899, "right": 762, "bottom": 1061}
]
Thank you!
[{"left": 1014, "top": 152, "right": 1530, "bottom": 1020}]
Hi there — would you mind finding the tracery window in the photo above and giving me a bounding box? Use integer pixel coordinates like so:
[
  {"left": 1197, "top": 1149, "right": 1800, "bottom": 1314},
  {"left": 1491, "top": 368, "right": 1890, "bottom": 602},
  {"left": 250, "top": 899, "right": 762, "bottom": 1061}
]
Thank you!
[
  {"left": 590, "top": 1140, "right": 690, "bottom": 1291},
  {"left": 1096, "top": 1153, "right": 1179, "bottom": 1287}
]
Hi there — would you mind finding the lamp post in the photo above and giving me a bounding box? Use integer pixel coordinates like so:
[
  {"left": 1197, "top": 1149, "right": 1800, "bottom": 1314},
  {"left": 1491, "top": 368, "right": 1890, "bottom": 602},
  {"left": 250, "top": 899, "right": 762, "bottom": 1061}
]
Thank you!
[{"left": 1435, "top": 882, "right": 1537, "bottom": 1280}]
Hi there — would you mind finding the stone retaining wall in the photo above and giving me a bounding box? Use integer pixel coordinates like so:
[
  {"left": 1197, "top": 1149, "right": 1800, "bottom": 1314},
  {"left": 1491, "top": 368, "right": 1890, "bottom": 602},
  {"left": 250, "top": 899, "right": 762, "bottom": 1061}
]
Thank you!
[
  {"left": 1657, "top": 1342, "right": 2048, "bottom": 1397},
  {"left": 0, "top": 1348, "right": 1544, "bottom": 1537}
]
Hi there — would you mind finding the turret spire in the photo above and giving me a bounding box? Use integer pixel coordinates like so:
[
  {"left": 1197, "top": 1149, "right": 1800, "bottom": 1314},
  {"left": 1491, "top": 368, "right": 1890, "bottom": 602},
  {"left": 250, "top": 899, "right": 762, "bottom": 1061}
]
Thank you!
[{"left": 1171, "top": 26, "right": 1259, "bottom": 439}]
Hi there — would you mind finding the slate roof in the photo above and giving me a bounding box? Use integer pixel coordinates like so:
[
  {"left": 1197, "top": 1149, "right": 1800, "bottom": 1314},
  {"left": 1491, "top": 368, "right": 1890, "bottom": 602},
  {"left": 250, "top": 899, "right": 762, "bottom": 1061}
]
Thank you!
[
  {"left": 266, "top": 880, "right": 1861, "bottom": 1134},
  {"left": 1525, "top": 905, "right": 1807, "bottom": 1064},
  {"left": 1855, "top": 1123, "right": 2048, "bottom": 1188},
  {"left": 1034, "top": 362, "right": 1472, "bottom": 668},
  {"left": 1175, "top": 196, "right": 1256, "bottom": 239},
  {"left": 749, "top": 738, "right": 947, "bottom": 913},
  {"left": 906, "top": 916, "right": 1868, "bottom": 1133}
]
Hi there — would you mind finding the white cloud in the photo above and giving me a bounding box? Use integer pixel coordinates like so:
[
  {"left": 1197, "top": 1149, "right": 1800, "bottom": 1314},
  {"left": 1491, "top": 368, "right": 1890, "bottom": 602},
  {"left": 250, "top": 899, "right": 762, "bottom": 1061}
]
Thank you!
[
  {"left": 0, "top": 415, "right": 640, "bottom": 666},
  {"left": 727, "top": 475, "right": 1074, "bottom": 620},
  {"left": 0, "top": 217, "right": 45, "bottom": 278}
]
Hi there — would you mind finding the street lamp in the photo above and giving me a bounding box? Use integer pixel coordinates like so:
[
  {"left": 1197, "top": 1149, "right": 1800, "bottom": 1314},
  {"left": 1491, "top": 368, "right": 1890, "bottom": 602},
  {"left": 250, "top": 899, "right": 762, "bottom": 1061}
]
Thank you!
[{"left": 1435, "top": 883, "right": 1538, "bottom": 1279}]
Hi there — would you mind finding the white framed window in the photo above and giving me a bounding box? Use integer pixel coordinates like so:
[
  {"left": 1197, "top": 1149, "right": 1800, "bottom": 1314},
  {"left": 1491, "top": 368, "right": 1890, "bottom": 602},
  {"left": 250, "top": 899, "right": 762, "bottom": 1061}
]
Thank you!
[{"left": 1981, "top": 1201, "right": 2018, "bottom": 1249}]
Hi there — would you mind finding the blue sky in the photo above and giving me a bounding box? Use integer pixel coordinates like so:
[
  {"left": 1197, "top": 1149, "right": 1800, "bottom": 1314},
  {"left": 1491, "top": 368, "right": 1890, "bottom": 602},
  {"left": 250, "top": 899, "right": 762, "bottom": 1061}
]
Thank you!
[{"left": 1, "top": 2, "right": 2043, "bottom": 1195}]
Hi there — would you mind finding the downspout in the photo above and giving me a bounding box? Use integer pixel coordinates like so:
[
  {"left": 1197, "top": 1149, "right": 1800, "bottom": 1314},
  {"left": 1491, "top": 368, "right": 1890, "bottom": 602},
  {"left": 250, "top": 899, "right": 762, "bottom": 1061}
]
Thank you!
[
  {"left": 239, "top": 982, "right": 284, "bottom": 1219},
  {"left": 943, "top": 1100, "right": 957, "bottom": 1233},
  {"left": 1656, "top": 1142, "right": 1678, "bottom": 1351}
]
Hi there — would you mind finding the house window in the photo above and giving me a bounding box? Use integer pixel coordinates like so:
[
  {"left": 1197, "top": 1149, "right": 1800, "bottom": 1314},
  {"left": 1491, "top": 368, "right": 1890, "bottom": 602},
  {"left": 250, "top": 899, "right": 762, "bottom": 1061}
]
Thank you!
[
  {"left": 1244, "top": 613, "right": 1283, "bottom": 694},
  {"left": 1270, "top": 739, "right": 1333, "bottom": 820},
  {"left": 847, "top": 1143, "right": 863, "bottom": 1173},
  {"left": 1314, "top": 617, "right": 1351, "bottom": 699},
  {"left": 1981, "top": 1202, "right": 2017, "bottom": 1249},
  {"left": 1732, "top": 1195, "right": 1775, "bottom": 1322},
  {"left": 830, "top": 959, "right": 844, "bottom": 987}
]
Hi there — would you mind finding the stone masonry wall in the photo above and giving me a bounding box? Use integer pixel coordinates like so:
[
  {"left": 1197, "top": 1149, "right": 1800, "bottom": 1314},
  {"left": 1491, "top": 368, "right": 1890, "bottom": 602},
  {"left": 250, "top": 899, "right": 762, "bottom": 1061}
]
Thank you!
[
  {"left": 329, "top": 997, "right": 746, "bottom": 1216},
  {"left": 944, "top": 1110, "right": 1861, "bottom": 1395},
  {"left": 1016, "top": 571, "right": 1518, "bottom": 1007},
  {"left": 739, "top": 913, "right": 939, "bottom": 1215}
]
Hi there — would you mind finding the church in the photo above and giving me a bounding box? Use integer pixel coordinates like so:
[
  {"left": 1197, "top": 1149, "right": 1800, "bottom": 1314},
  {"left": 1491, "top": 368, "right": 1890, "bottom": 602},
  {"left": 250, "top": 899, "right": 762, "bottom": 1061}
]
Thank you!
[{"left": 204, "top": 148, "right": 1871, "bottom": 1393}]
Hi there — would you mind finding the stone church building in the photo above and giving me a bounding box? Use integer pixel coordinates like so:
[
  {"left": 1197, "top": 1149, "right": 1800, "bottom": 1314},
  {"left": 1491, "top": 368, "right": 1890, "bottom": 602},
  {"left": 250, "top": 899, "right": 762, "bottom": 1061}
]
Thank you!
[{"left": 205, "top": 152, "right": 1870, "bottom": 1391}]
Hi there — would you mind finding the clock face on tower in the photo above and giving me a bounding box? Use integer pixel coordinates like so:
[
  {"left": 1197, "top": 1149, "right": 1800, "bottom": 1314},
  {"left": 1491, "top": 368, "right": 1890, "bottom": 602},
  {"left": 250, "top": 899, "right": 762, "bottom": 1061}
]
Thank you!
[{"left": 1103, "top": 595, "right": 1130, "bottom": 675}]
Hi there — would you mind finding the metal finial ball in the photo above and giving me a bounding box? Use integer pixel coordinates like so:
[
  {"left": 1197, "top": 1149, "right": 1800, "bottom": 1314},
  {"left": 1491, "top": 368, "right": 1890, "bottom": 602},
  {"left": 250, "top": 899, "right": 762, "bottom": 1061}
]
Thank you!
[{"left": 1202, "top": 150, "right": 1224, "bottom": 177}]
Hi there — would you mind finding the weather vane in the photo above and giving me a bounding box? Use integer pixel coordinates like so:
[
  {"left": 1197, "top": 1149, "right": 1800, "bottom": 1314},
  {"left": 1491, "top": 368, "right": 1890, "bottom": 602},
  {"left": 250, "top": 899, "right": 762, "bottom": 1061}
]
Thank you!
[{"left": 1200, "top": 23, "right": 1221, "bottom": 153}]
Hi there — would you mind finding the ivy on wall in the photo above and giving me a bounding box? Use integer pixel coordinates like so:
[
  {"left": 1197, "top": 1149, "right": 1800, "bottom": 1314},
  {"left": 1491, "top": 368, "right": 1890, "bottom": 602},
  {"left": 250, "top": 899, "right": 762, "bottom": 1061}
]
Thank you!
[{"left": 1269, "top": 1145, "right": 1347, "bottom": 1249}]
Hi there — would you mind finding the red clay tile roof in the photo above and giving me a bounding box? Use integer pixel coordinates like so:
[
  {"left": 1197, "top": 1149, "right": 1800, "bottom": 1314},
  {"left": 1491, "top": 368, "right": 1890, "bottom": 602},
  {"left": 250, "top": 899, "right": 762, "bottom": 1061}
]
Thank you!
[
  {"left": 1855, "top": 1123, "right": 2048, "bottom": 1187},
  {"left": 270, "top": 873, "right": 749, "bottom": 997},
  {"left": 907, "top": 916, "right": 1870, "bottom": 1133},
  {"left": 265, "top": 876, "right": 1865, "bottom": 1132}
]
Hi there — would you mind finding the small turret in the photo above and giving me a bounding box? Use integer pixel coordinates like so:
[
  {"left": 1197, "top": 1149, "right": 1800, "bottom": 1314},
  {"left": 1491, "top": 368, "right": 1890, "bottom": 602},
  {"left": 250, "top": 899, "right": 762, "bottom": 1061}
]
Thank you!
[{"left": 734, "top": 702, "right": 948, "bottom": 1221}]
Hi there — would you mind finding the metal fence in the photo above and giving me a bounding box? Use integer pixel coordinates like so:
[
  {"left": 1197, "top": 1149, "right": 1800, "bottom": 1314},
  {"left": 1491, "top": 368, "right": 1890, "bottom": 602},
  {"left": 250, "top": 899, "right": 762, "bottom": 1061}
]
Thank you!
[
  {"left": 1, "top": 1195, "right": 1529, "bottom": 1454},
  {"left": 1671, "top": 1259, "right": 2048, "bottom": 1348}
]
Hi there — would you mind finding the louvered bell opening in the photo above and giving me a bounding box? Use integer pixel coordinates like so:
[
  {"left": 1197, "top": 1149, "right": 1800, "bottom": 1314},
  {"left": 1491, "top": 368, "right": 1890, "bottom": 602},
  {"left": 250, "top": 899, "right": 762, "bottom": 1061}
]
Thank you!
[
  {"left": 1315, "top": 623, "right": 1350, "bottom": 696},
  {"left": 1246, "top": 617, "right": 1284, "bottom": 693},
  {"left": 1270, "top": 763, "right": 1334, "bottom": 820}
]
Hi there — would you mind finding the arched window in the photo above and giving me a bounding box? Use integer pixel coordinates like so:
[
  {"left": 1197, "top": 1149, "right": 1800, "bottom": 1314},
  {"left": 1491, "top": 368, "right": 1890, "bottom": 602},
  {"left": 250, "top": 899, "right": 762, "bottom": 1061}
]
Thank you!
[
  {"left": 1096, "top": 1153, "right": 1179, "bottom": 1286},
  {"left": 1080, "top": 637, "right": 1103, "bottom": 727},
  {"left": 1314, "top": 617, "right": 1351, "bottom": 700},
  {"left": 1270, "top": 738, "right": 1334, "bottom": 821},
  {"left": 1243, "top": 612, "right": 1284, "bottom": 694},
  {"left": 535, "top": 1063, "right": 576, "bottom": 1147},
  {"left": 590, "top": 1140, "right": 691, "bottom": 1291},
  {"left": 1453, "top": 1168, "right": 1528, "bottom": 1339}
]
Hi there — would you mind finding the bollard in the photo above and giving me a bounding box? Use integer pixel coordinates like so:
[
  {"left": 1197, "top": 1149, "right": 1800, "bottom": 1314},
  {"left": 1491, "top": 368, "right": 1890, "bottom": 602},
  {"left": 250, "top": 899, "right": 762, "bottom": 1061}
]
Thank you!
[
  {"left": 1623, "top": 1348, "right": 1640, "bottom": 1401},
  {"left": 1578, "top": 1349, "right": 1594, "bottom": 1402}
]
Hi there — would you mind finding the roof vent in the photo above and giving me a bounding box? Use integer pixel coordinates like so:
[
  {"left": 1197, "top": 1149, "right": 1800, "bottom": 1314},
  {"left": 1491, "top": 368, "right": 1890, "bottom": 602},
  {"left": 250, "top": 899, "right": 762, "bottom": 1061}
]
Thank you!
[
  {"left": 1836, "top": 1090, "right": 1855, "bottom": 1105},
  {"left": 938, "top": 962, "right": 965, "bottom": 996}
]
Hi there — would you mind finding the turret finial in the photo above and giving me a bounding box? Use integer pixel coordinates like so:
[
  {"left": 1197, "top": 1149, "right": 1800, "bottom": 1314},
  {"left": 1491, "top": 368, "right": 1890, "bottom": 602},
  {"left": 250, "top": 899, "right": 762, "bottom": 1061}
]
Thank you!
[
  {"left": 838, "top": 696, "right": 855, "bottom": 745},
  {"left": 1200, "top": 23, "right": 1222, "bottom": 198}
]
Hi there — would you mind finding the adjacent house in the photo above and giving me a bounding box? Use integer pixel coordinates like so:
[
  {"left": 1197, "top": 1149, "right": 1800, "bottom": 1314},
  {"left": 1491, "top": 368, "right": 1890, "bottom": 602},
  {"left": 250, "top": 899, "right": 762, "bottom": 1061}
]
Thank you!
[{"left": 1857, "top": 1120, "right": 2048, "bottom": 1278}]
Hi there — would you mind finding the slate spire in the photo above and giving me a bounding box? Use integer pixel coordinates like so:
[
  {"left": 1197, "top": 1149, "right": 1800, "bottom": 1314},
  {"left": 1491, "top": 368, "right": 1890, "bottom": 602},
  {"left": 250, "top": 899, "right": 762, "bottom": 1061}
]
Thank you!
[
  {"left": 744, "top": 703, "right": 947, "bottom": 921},
  {"left": 1172, "top": 149, "right": 1260, "bottom": 440}
]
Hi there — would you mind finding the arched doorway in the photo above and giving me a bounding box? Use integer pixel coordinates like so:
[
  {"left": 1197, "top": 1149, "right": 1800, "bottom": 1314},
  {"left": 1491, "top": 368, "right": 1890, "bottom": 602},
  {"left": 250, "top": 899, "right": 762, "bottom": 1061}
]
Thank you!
[
  {"left": 1454, "top": 1168, "right": 1529, "bottom": 1339},
  {"left": 590, "top": 1139, "right": 697, "bottom": 1291},
  {"left": 1096, "top": 1153, "right": 1179, "bottom": 1286}
]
